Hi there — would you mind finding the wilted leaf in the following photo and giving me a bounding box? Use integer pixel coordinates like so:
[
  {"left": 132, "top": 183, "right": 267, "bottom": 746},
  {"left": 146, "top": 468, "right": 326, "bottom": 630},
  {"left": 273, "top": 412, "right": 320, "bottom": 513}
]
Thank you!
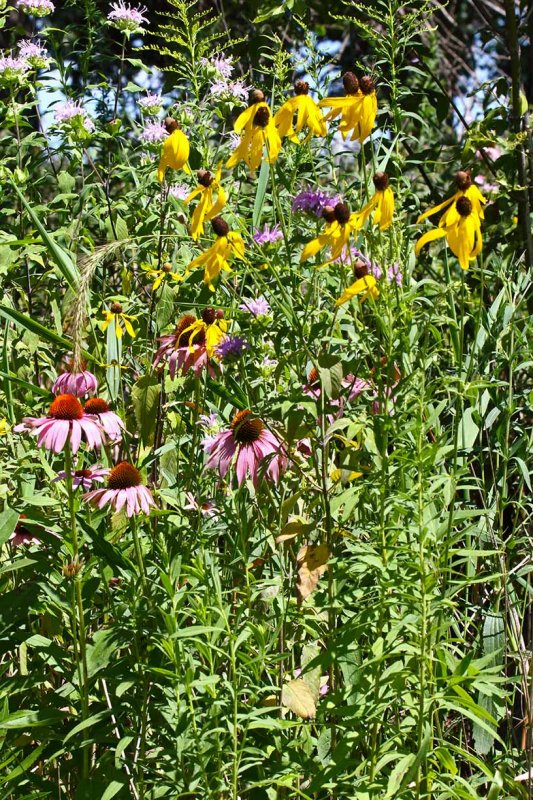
[
  {"left": 281, "top": 679, "right": 316, "bottom": 719},
  {"left": 276, "top": 517, "right": 314, "bottom": 543},
  {"left": 296, "top": 543, "right": 329, "bottom": 601}
]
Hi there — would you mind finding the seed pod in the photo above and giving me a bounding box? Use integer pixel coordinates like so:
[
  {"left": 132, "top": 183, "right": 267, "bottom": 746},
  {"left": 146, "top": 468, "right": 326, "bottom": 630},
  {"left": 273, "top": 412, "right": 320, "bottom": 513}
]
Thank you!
[
  {"left": 197, "top": 169, "right": 213, "bottom": 187},
  {"left": 110, "top": 302, "right": 123, "bottom": 314},
  {"left": 202, "top": 307, "right": 216, "bottom": 325},
  {"left": 455, "top": 170, "right": 472, "bottom": 191},
  {"left": 253, "top": 106, "right": 270, "bottom": 128},
  {"left": 354, "top": 259, "right": 369, "bottom": 279},
  {"left": 249, "top": 88, "right": 265, "bottom": 105},
  {"left": 456, "top": 196, "right": 473, "bottom": 216},
  {"left": 294, "top": 80, "right": 309, "bottom": 95},
  {"left": 322, "top": 205, "right": 336, "bottom": 223}
]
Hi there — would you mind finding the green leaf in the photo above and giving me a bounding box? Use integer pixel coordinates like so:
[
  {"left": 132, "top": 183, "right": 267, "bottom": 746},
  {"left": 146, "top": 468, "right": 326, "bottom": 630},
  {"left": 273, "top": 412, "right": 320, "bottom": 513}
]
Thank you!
[
  {"left": 0, "top": 304, "right": 94, "bottom": 361},
  {"left": 252, "top": 160, "right": 270, "bottom": 229},
  {"left": 132, "top": 373, "right": 160, "bottom": 445},
  {"left": 0, "top": 709, "right": 66, "bottom": 729},
  {"left": 0, "top": 507, "right": 19, "bottom": 546},
  {"left": 85, "top": 630, "right": 117, "bottom": 679},
  {"left": 10, "top": 181, "right": 79, "bottom": 289},
  {"left": 106, "top": 318, "right": 121, "bottom": 401},
  {"left": 63, "top": 710, "right": 111, "bottom": 743}
]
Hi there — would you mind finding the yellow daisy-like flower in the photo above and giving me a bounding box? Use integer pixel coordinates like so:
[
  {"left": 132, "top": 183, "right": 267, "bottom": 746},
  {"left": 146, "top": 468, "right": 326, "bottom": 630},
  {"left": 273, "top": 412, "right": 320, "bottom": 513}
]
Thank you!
[
  {"left": 300, "top": 202, "right": 361, "bottom": 265},
  {"left": 226, "top": 91, "right": 282, "bottom": 172},
  {"left": 274, "top": 80, "right": 327, "bottom": 142},
  {"left": 335, "top": 274, "right": 379, "bottom": 307},
  {"left": 141, "top": 261, "right": 184, "bottom": 291},
  {"left": 187, "top": 217, "right": 245, "bottom": 291},
  {"left": 415, "top": 195, "right": 482, "bottom": 270},
  {"left": 157, "top": 118, "right": 191, "bottom": 183},
  {"left": 185, "top": 165, "right": 227, "bottom": 241},
  {"left": 102, "top": 303, "right": 137, "bottom": 339},
  {"left": 352, "top": 172, "right": 395, "bottom": 232},
  {"left": 178, "top": 307, "right": 229, "bottom": 357},
  {"left": 319, "top": 73, "right": 378, "bottom": 143},
  {"left": 416, "top": 170, "right": 486, "bottom": 226}
]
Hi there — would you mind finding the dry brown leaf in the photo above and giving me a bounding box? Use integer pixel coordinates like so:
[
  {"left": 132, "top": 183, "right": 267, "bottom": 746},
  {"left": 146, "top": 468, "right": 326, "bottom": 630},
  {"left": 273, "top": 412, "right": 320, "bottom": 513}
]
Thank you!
[
  {"left": 296, "top": 543, "right": 329, "bottom": 601},
  {"left": 276, "top": 518, "right": 314, "bottom": 544},
  {"left": 281, "top": 679, "right": 316, "bottom": 719}
]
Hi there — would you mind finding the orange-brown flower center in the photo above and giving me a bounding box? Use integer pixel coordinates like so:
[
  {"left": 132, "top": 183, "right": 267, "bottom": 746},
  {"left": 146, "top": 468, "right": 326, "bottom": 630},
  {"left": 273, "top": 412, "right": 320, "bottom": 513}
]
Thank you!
[
  {"left": 84, "top": 398, "right": 109, "bottom": 415},
  {"left": 308, "top": 367, "right": 319, "bottom": 384},
  {"left": 107, "top": 461, "right": 142, "bottom": 489},
  {"left": 74, "top": 469, "right": 92, "bottom": 478},
  {"left": 230, "top": 410, "right": 265, "bottom": 444},
  {"left": 174, "top": 315, "right": 206, "bottom": 348},
  {"left": 49, "top": 394, "right": 84, "bottom": 420}
]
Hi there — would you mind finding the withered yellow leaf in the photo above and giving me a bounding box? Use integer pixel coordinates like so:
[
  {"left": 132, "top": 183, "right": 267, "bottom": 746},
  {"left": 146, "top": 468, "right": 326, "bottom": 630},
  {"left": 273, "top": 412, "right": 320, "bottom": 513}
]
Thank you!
[
  {"left": 281, "top": 679, "right": 316, "bottom": 719},
  {"left": 275, "top": 517, "right": 314, "bottom": 544},
  {"left": 296, "top": 543, "right": 329, "bottom": 601}
]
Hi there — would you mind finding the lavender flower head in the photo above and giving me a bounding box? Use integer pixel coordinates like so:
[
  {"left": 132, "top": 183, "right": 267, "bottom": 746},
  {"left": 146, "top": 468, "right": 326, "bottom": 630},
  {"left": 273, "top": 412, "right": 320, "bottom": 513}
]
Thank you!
[
  {"left": 140, "top": 120, "right": 167, "bottom": 144},
  {"left": 210, "top": 78, "right": 248, "bottom": 103},
  {"left": 201, "top": 53, "right": 234, "bottom": 79},
  {"left": 386, "top": 262, "right": 403, "bottom": 286},
  {"left": 18, "top": 40, "right": 50, "bottom": 69},
  {"left": 253, "top": 223, "right": 283, "bottom": 246},
  {"left": 215, "top": 336, "right": 250, "bottom": 362},
  {"left": 168, "top": 184, "right": 189, "bottom": 200},
  {"left": 138, "top": 92, "right": 162, "bottom": 115},
  {"left": 239, "top": 296, "right": 271, "bottom": 317},
  {"left": 108, "top": 1, "right": 148, "bottom": 34},
  {"left": 292, "top": 189, "right": 343, "bottom": 218},
  {"left": 54, "top": 99, "right": 95, "bottom": 135},
  {"left": 0, "top": 55, "right": 30, "bottom": 84},
  {"left": 17, "top": 0, "right": 55, "bottom": 17}
]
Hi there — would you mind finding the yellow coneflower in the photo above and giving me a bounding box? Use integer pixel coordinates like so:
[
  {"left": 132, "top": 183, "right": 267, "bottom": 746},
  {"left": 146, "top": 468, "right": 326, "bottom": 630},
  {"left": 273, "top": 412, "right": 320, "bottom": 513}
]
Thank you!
[
  {"left": 274, "top": 80, "right": 327, "bottom": 142},
  {"left": 415, "top": 195, "right": 482, "bottom": 270},
  {"left": 352, "top": 172, "right": 394, "bottom": 231},
  {"left": 185, "top": 165, "right": 227, "bottom": 241},
  {"left": 101, "top": 302, "right": 137, "bottom": 339},
  {"left": 226, "top": 89, "right": 281, "bottom": 171},
  {"left": 416, "top": 170, "right": 486, "bottom": 226},
  {"left": 157, "top": 118, "right": 191, "bottom": 183},
  {"left": 335, "top": 274, "right": 379, "bottom": 306},
  {"left": 300, "top": 202, "right": 360, "bottom": 265},
  {"left": 187, "top": 217, "right": 245, "bottom": 291},
  {"left": 141, "top": 261, "right": 183, "bottom": 291},
  {"left": 178, "top": 307, "right": 229, "bottom": 357},
  {"left": 319, "top": 73, "right": 378, "bottom": 143}
]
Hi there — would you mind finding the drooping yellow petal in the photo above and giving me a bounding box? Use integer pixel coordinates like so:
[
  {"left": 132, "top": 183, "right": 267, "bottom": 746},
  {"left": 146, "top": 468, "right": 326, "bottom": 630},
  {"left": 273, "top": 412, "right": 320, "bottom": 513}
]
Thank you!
[
  {"left": 415, "top": 226, "right": 447, "bottom": 256},
  {"left": 157, "top": 129, "right": 190, "bottom": 182},
  {"left": 416, "top": 193, "right": 458, "bottom": 224},
  {"left": 274, "top": 100, "right": 296, "bottom": 139},
  {"left": 190, "top": 189, "right": 212, "bottom": 240},
  {"left": 372, "top": 187, "right": 394, "bottom": 231},
  {"left": 123, "top": 317, "right": 136, "bottom": 338},
  {"left": 204, "top": 186, "right": 227, "bottom": 223},
  {"left": 336, "top": 275, "right": 379, "bottom": 307},
  {"left": 234, "top": 102, "right": 266, "bottom": 133}
]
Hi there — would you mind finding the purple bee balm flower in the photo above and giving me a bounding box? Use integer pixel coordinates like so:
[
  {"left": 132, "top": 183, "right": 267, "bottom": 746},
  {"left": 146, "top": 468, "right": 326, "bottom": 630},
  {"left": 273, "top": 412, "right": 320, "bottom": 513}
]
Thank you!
[
  {"left": 253, "top": 223, "right": 283, "bottom": 246},
  {"left": 201, "top": 53, "right": 233, "bottom": 79},
  {"left": 54, "top": 99, "right": 95, "bottom": 134},
  {"left": 168, "top": 184, "right": 189, "bottom": 200},
  {"left": 107, "top": 1, "right": 148, "bottom": 33},
  {"left": 54, "top": 466, "right": 109, "bottom": 491},
  {"left": 0, "top": 55, "right": 30, "bottom": 83},
  {"left": 210, "top": 79, "right": 248, "bottom": 102},
  {"left": 18, "top": 40, "right": 49, "bottom": 69},
  {"left": 239, "top": 296, "right": 271, "bottom": 317},
  {"left": 292, "top": 189, "right": 343, "bottom": 218},
  {"left": 17, "top": 0, "right": 54, "bottom": 16},
  {"left": 140, "top": 120, "right": 167, "bottom": 143},
  {"left": 215, "top": 336, "right": 250, "bottom": 362},
  {"left": 138, "top": 92, "right": 162, "bottom": 115},
  {"left": 386, "top": 262, "right": 403, "bottom": 285}
]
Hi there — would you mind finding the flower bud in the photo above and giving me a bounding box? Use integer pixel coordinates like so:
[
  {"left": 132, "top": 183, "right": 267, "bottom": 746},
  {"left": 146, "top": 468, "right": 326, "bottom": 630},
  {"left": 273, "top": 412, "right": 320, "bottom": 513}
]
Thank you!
[
  {"left": 342, "top": 72, "right": 359, "bottom": 95},
  {"left": 110, "top": 302, "right": 123, "bottom": 314},
  {"left": 215, "top": 309, "right": 225, "bottom": 319},
  {"left": 162, "top": 262, "right": 173, "bottom": 273},
  {"left": 211, "top": 217, "right": 230, "bottom": 237},
  {"left": 63, "top": 560, "right": 83, "bottom": 579}
]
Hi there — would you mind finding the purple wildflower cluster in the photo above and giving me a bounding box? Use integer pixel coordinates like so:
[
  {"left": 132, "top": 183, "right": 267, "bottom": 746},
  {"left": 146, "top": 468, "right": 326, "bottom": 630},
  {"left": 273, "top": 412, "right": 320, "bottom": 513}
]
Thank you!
[
  {"left": 292, "top": 189, "right": 343, "bottom": 218},
  {"left": 202, "top": 52, "right": 249, "bottom": 104},
  {"left": 0, "top": 55, "right": 30, "bottom": 84},
  {"left": 54, "top": 99, "right": 95, "bottom": 135},
  {"left": 16, "top": 0, "right": 54, "bottom": 17},
  {"left": 168, "top": 184, "right": 190, "bottom": 200},
  {"left": 239, "top": 297, "right": 271, "bottom": 317},
  {"left": 18, "top": 40, "right": 49, "bottom": 69},
  {"left": 107, "top": 1, "right": 148, "bottom": 34},
  {"left": 140, "top": 120, "right": 168, "bottom": 144},
  {"left": 253, "top": 223, "right": 283, "bottom": 246},
  {"left": 215, "top": 336, "right": 250, "bottom": 362},
  {"left": 138, "top": 93, "right": 163, "bottom": 116}
]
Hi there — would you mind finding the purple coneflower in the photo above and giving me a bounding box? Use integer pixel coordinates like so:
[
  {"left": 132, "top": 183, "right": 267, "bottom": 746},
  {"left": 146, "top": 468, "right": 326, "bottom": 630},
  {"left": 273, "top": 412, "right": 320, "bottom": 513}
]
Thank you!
[
  {"left": 140, "top": 120, "right": 167, "bottom": 143},
  {"left": 83, "top": 398, "right": 124, "bottom": 441},
  {"left": 53, "top": 369, "right": 98, "bottom": 398},
  {"left": 239, "top": 296, "right": 271, "bottom": 317},
  {"left": 253, "top": 223, "right": 283, "bottom": 245},
  {"left": 9, "top": 515, "right": 40, "bottom": 547},
  {"left": 183, "top": 492, "right": 220, "bottom": 518},
  {"left": 292, "top": 189, "right": 343, "bottom": 218},
  {"left": 54, "top": 466, "right": 109, "bottom": 491},
  {"left": 204, "top": 409, "right": 286, "bottom": 487},
  {"left": 215, "top": 336, "right": 249, "bottom": 362},
  {"left": 18, "top": 39, "right": 49, "bottom": 69},
  {"left": 138, "top": 92, "right": 162, "bottom": 115},
  {"left": 107, "top": 1, "right": 148, "bottom": 33},
  {"left": 84, "top": 461, "right": 155, "bottom": 517},
  {"left": 17, "top": 0, "right": 54, "bottom": 16},
  {"left": 15, "top": 394, "right": 104, "bottom": 454},
  {"left": 154, "top": 314, "right": 213, "bottom": 378}
]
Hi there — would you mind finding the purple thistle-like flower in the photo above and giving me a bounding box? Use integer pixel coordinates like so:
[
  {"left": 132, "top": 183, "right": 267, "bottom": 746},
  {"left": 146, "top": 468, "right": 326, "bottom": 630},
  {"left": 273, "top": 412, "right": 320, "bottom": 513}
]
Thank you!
[
  {"left": 18, "top": 40, "right": 49, "bottom": 69},
  {"left": 201, "top": 53, "right": 233, "bottom": 79},
  {"left": 253, "top": 223, "right": 283, "bottom": 246},
  {"left": 140, "top": 120, "right": 167, "bottom": 143},
  {"left": 292, "top": 189, "right": 343, "bottom": 218},
  {"left": 54, "top": 99, "right": 95, "bottom": 133},
  {"left": 215, "top": 336, "right": 250, "bottom": 362},
  {"left": 239, "top": 296, "right": 271, "bottom": 317},
  {"left": 210, "top": 78, "right": 248, "bottom": 102},
  {"left": 108, "top": 1, "right": 148, "bottom": 33},
  {"left": 138, "top": 92, "right": 162, "bottom": 115},
  {"left": 17, "top": 0, "right": 54, "bottom": 16},
  {"left": 0, "top": 55, "right": 30, "bottom": 82},
  {"left": 168, "top": 184, "right": 189, "bottom": 200}
]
